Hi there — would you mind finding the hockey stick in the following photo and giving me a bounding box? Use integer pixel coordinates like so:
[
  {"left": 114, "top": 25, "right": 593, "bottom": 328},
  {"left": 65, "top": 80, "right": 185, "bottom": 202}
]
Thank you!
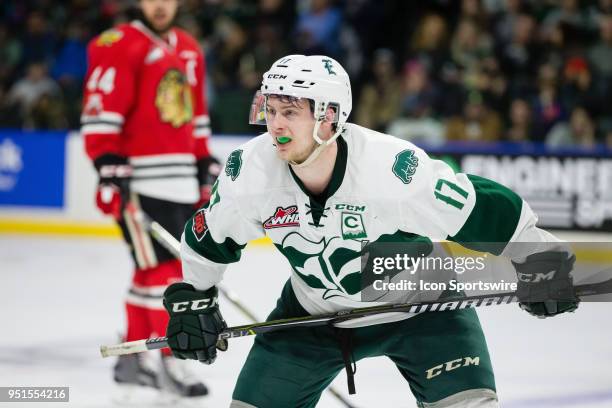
[
  {"left": 124, "top": 204, "right": 358, "bottom": 407},
  {"left": 101, "top": 273, "right": 612, "bottom": 358},
  {"left": 125, "top": 202, "right": 259, "bottom": 322}
]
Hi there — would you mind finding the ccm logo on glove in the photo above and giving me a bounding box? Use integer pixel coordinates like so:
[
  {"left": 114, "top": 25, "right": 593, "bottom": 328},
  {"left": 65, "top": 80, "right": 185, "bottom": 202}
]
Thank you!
[
  {"left": 171, "top": 298, "right": 218, "bottom": 313},
  {"left": 517, "top": 270, "right": 556, "bottom": 282}
]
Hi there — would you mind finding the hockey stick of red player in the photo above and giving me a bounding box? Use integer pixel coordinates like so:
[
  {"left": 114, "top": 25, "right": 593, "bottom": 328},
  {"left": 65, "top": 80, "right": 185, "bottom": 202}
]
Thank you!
[
  {"left": 123, "top": 204, "right": 359, "bottom": 408},
  {"left": 125, "top": 202, "right": 260, "bottom": 322},
  {"left": 101, "top": 273, "right": 612, "bottom": 358}
]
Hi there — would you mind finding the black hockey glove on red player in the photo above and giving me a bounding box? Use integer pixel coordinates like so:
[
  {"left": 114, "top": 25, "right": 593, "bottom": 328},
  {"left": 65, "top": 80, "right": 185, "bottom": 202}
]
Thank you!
[
  {"left": 93, "top": 154, "right": 132, "bottom": 220},
  {"left": 163, "top": 282, "right": 228, "bottom": 364},
  {"left": 195, "top": 156, "right": 221, "bottom": 208},
  {"left": 513, "top": 251, "right": 579, "bottom": 318}
]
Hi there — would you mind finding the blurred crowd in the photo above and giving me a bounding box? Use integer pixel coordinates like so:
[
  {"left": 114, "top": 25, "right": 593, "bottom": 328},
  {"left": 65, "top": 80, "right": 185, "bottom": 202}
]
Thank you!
[{"left": 1, "top": 0, "right": 611, "bottom": 149}]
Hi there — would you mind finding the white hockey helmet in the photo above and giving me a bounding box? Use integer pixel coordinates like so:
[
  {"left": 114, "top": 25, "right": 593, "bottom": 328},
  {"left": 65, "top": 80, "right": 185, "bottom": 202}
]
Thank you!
[{"left": 249, "top": 55, "right": 352, "bottom": 166}]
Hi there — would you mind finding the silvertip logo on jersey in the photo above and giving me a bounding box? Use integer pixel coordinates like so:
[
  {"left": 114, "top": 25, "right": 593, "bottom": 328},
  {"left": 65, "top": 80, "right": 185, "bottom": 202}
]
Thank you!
[
  {"left": 263, "top": 206, "right": 300, "bottom": 229},
  {"left": 393, "top": 149, "right": 419, "bottom": 184},
  {"left": 279, "top": 232, "right": 362, "bottom": 299},
  {"left": 225, "top": 149, "right": 243, "bottom": 181},
  {"left": 192, "top": 208, "right": 209, "bottom": 241}
]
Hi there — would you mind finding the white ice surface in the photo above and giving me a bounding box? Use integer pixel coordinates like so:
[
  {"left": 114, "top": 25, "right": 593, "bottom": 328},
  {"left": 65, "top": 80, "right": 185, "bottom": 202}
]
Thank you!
[{"left": 0, "top": 233, "right": 611, "bottom": 408}]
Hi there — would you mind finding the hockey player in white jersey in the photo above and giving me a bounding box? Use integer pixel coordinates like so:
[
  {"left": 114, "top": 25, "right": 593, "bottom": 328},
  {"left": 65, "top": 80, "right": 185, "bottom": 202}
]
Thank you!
[{"left": 161, "top": 55, "right": 579, "bottom": 407}]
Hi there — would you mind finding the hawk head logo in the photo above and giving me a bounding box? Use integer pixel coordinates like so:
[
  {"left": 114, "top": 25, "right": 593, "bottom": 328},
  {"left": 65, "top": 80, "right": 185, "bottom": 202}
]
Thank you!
[{"left": 155, "top": 69, "right": 193, "bottom": 128}]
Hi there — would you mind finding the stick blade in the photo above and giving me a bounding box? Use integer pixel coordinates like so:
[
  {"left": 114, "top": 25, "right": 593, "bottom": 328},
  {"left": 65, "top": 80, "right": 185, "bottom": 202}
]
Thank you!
[{"left": 99, "top": 339, "right": 149, "bottom": 358}]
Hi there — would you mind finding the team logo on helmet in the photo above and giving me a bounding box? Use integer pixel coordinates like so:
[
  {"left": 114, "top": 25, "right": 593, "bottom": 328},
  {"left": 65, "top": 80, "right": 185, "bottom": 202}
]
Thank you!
[
  {"left": 392, "top": 149, "right": 419, "bottom": 184},
  {"left": 263, "top": 206, "right": 300, "bottom": 229},
  {"left": 322, "top": 59, "right": 337, "bottom": 75},
  {"left": 225, "top": 149, "right": 243, "bottom": 181},
  {"left": 155, "top": 69, "right": 193, "bottom": 128}
]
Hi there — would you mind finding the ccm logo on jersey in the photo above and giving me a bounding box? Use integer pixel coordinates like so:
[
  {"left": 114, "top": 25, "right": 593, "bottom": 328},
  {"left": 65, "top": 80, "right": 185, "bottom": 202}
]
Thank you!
[
  {"left": 426, "top": 356, "right": 480, "bottom": 379},
  {"left": 263, "top": 206, "right": 300, "bottom": 229},
  {"left": 192, "top": 209, "right": 208, "bottom": 241},
  {"left": 171, "top": 297, "right": 218, "bottom": 313}
]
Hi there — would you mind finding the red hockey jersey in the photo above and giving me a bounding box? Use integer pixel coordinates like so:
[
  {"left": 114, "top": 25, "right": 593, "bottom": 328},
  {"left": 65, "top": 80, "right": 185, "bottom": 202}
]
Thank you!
[{"left": 81, "top": 21, "right": 211, "bottom": 203}]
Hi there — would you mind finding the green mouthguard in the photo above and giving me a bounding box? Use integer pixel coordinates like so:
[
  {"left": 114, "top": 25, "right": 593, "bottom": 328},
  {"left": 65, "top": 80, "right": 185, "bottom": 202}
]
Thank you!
[{"left": 277, "top": 136, "right": 292, "bottom": 144}]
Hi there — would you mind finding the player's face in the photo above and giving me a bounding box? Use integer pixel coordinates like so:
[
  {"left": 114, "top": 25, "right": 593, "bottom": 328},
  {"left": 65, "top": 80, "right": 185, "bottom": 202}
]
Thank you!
[
  {"left": 265, "top": 97, "right": 318, "bottom": 163},
  {"left": 140, "top": 0, "right": 179, "bottom": 34}
]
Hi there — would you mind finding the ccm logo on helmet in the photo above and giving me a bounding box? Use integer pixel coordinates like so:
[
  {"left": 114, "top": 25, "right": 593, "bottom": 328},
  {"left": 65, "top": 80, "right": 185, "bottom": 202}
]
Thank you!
[
  {"left": 172, "top": 298, "right": 218, "bottom": 313},
  {"left": 267, "top": 74, "right": 287, "bottom": 79}
]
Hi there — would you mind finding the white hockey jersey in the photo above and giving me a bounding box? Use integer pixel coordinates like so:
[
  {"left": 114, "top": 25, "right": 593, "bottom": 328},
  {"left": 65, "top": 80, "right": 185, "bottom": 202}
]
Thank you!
[{"left": 181, "top": 123, "right": 566, "bottom": 325}]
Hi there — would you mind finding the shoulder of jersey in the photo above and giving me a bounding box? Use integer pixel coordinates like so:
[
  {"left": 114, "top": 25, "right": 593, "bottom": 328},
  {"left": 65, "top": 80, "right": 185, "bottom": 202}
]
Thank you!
[
  {"left": 343, "top": 123, "right": 430, "bottom": 195},
  {"left": 88, "top": 23, "right": 148, "bottom": 56},
  {"left": 347, "top": 123, "right": 423, "bottom": 166},
  {"left": 173, "top": 28, "right": 201, "bottom": 52},
  {"left": 220, "top": 133, "right": 288, "bottom": 193}
]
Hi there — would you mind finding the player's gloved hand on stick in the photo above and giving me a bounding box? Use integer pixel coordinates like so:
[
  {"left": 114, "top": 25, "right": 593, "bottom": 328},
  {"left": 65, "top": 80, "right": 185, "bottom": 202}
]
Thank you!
[
  {"left": 513, "top": 251, "right": 579, "bottom": 318},
  {"left": 94, "top": 154, "right": 132, "bottom": 220},
  {"left": 163, "top": 282, "right": 228, "bottom": 364},
  {"left": 195, "top": 156, "right": 221, "bottom": 208}
]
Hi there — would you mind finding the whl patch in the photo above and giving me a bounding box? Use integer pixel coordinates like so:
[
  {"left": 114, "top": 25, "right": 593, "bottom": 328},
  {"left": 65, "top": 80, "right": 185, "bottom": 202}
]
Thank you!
[
  {"left": 263, "top": 206, "right": 300, "bottom": 229},
  {"left": 192, "top": 208, "right": 209, "bottom": 241}
]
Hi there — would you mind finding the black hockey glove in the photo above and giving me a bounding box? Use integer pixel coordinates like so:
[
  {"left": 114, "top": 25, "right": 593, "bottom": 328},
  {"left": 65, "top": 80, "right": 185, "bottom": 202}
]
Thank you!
[
  {"left": 93, "top": 154, "right": 132, "bottom": 220},
  {"left": 513, "top": 252, "right": 579, "bottom": 318},
  {"left": 163, "top": 282, "right": 228, "bottom": 364},
  {"left": 195, "top": 156, "right": 221, "bottom": 208}
]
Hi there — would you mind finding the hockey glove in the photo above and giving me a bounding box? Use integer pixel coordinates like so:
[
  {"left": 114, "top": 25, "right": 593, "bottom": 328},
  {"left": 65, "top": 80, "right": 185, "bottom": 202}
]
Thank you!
[
  {"left": 94, "top": 154, "right": 131, "bottom": 220},
  {"left": 513, "top": 251, "right": 579, "bottom": 318},
  {"left": 163, "top": 282, "right": 228, "bottom": 364},
  {"left": 195, "top": 156, "right": 221, "bottom": 208}
]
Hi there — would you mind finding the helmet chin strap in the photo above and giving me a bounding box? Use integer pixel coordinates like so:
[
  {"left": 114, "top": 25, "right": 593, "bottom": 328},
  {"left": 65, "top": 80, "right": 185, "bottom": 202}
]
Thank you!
[{"left": 289, "top": 119, "right": 344, "bottom": 168}]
